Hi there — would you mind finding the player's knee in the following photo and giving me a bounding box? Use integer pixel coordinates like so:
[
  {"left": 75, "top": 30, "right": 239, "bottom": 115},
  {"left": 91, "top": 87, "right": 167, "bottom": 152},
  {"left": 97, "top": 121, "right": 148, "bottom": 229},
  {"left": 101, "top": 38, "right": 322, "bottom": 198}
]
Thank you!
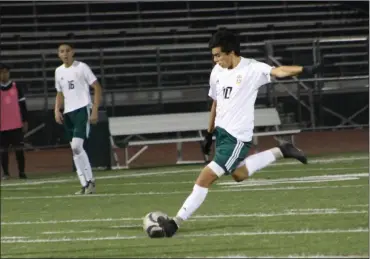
[
  {"left": 70, "top": 139, "right": 84, "bottom": 155},
  {"left": 71, "top": 144, "right": 82, "bottom": 155},
  {"left": 232, "top": 166, "right": 249, "bottom": 182},
  {"left": 195, "top": 165, "right": 220, "bottom": 188}
]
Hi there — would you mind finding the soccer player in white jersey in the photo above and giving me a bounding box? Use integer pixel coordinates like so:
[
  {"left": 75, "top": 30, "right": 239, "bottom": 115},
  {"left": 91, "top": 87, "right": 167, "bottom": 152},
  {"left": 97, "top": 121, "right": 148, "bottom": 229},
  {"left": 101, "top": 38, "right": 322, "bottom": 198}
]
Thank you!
[
  {"left": 157, "top": 29, "right": 321, "bottom": 237},
  {"left": 54, "top": 42, "right": 102, "bottom": 195}
]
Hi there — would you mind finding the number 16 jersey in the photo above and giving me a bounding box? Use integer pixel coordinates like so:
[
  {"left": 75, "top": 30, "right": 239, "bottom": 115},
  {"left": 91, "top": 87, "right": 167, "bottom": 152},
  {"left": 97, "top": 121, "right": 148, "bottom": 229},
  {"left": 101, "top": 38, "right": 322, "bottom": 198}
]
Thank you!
[
  {"left": 55, "top": 60, "right": 97, "bottom": 114},
  {"left": 208, "top": 57, "right": 273, "bottom": 142}
]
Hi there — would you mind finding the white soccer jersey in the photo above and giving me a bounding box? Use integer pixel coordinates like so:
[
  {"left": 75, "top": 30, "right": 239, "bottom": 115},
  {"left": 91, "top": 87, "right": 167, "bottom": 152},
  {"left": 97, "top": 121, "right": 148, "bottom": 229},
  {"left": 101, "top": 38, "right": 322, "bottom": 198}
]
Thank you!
[
  {"left": 208, "top": 57, "right": 273, "bottom": 142},
  {"left": 55, "top": 60, "right": 97, "bottom": 113}
]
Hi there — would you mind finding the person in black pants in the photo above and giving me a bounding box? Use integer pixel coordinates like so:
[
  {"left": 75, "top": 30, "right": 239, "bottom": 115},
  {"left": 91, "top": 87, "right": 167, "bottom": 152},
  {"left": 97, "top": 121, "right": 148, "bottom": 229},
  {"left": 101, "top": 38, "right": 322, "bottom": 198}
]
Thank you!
[{"left": 0, "top": 63, "right": 28, "bottom": 180}]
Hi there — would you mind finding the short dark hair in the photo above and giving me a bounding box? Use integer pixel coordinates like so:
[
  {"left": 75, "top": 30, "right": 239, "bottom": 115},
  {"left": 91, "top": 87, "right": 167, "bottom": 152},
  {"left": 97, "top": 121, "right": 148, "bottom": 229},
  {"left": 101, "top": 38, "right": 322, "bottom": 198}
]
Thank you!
[
  {"left": 208, "top": 28, "right": 240, "bottom": 56},
  {"left": 0, "top": 63, "right": 11, "bottom": 70},
  {"left": 58, "top": 42, "right": 75, "bottom": 49}
]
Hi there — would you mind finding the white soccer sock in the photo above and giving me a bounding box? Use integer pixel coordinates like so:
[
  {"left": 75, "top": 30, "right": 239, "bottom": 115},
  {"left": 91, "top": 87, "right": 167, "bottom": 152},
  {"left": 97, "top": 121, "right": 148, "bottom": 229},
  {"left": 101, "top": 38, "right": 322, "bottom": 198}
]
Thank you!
[
  {"left": 245, "top": 147, "right": 283, "bottom": 177},
  {"left": 175, "top": 184, "right": 208, "bottom": 223},
  {"left": 73, "top": 155, "right": 87, "bottom": 187},
  {"left": 78, "top": 150, "right": 94, "bottom": 182},
  {"left": 71, "top": 138, "right": 95, "bottom": 183}
]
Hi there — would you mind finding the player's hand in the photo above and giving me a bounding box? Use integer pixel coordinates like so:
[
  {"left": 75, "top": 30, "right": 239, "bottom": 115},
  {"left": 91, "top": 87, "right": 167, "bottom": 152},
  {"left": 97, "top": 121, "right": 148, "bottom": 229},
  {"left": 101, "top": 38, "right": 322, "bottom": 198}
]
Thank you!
[
  {"left": 55, "top": 110, "right": 63, "bottom": 125},
  {"left": 303, "top": 63, "right": 323, "bottom": 75},
  {"left": 90, "top": 109, "right": 98, "bottom": 124},
  {"left": 202, "top": 131, "right": 214, "bottom": 155},
  {"left": 22, "top": 121, "right": 28, "bottom": 133}
]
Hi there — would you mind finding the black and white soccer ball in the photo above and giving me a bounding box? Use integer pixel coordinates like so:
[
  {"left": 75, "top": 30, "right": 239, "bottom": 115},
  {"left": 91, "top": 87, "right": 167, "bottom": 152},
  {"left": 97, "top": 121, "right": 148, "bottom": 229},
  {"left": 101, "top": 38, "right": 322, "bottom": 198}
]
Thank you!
[{"left": 143, "top": 211, "right": 169, "bottom": 238}]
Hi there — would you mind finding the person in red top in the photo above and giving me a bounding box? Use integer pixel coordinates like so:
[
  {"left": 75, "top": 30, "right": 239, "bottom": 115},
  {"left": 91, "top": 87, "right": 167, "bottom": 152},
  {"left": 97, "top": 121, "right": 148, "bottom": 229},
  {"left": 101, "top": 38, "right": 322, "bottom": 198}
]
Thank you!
[{"left": 0, "top": 63, "right": 28, "bottom": 180}]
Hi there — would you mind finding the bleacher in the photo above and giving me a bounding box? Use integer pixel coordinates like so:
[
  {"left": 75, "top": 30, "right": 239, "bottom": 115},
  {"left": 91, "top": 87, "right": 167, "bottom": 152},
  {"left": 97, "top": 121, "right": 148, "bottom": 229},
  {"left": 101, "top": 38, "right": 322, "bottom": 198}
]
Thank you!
[{"left": 1, "top": 1, "right": 368, "bottom": 96}]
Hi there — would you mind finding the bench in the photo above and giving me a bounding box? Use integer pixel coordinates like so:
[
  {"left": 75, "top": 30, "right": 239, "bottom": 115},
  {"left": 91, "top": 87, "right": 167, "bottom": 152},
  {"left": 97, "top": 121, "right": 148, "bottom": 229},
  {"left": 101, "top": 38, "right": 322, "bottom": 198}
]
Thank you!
[{"left": 108, "top": 108, "right": 301, "bottom": 169}]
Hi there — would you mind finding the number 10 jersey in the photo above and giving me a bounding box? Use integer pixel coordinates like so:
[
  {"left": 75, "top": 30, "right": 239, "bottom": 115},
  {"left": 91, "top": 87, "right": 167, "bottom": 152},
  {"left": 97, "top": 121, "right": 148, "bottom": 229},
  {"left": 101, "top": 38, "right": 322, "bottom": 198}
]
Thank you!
[{"left": 208, "top": 57, "right": 273, "bottom": 142}]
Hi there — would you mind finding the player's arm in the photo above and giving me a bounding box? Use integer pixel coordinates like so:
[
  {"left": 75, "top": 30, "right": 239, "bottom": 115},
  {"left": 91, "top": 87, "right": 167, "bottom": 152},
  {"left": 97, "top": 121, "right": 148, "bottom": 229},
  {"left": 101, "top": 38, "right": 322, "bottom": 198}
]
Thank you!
[
  {"left": 55, "top": 92, "right": 64, "bottom": 111},
  {"left": 203, "top": 71, "right": 217, "bottom": 156},
  {"left": 207, "top": 100, "right": 217, "bottom": 133},
  {"left": 54, "top": 92, "right": 64, "bottom": 124},
  {"left": 83, "top": 63, "right": 102, "bottom": 124},
  {"left": 54, "top": 71, "right": 64, "bottom": 124},
  {"left": 16, "top": 83, "right": 29, "bottom": 132},
  {"left": 203, "top": 99, "right": 216, "bottom": 156},
  {"left": 91, "top": 80, "right": 102, "bottom": 114},
  {"left": 271, "top": 64, "right": 322, "bottom": 78},
  {"left": 271, "top": 66, "right": 303, "bottom": 78},
  {"left": 16, "top": 84, "right": 28, "bottom": 122}
]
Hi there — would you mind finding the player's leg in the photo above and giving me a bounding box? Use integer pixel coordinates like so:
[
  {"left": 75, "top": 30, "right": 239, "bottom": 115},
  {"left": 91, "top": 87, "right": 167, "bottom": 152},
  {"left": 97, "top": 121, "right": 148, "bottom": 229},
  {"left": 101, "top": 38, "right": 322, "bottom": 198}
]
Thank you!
[
  {"left": 70, "top": 138, "right": 89, "bottom": 194},
  {"left": 64, "top": 111, "right": 88, "bottom": 194},
  {"left": 1, "top": 151, "right": 9, "bottom": 179},
  {"left": 12, "top": 128, "right": 27, "bottom": 179},
  {"left": 72, "top": 107, "right": 95, "bottom": 194},
  {"left": 0, "top": 131, "right": 9, "bottom": 180},
  {"left": 158, "top": 127, "right": 247, "bottom": 237},
  {"left": 232, "top": 142, "right": 307, "bottom": 182},
  {"left": 0, "top": 131, "right": 10, "bottom": 179},
  {"left": 157, "top": 165, "right": 218, "bottom": 237}
]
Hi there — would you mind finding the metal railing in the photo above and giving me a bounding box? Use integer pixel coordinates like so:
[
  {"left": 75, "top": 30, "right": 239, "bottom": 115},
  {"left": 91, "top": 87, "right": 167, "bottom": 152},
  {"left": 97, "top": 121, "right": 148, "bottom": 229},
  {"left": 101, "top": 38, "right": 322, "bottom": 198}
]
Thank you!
[{"left": 2, "top": 36, "right": 369, "bottom": 129}]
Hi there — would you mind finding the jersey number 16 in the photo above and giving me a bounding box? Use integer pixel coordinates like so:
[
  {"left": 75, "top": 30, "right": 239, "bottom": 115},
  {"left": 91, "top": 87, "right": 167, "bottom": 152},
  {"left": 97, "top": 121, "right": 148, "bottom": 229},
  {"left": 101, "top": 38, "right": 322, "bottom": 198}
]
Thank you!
[{"left": 68, "top": 80, "right": 75, "bottom": 90}]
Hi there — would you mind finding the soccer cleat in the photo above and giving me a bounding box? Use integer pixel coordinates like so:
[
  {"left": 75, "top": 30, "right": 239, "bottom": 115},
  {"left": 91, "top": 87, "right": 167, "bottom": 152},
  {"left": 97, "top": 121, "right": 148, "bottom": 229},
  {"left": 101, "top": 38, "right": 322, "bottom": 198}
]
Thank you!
[
  {"left": 75, "top": 187, "right": 86, "bottom": 195},
  {"left": 157, "top": 216, "right": 178, "bottom": 237},
  {"left": 279, "top": 142, "right": 307, "bottom": 164},
  {"left": 2, "top": 174, "right": 10, "bottom": 180},
  {"left": 85, "top": 181, "right": 96, "bottom": 194}
]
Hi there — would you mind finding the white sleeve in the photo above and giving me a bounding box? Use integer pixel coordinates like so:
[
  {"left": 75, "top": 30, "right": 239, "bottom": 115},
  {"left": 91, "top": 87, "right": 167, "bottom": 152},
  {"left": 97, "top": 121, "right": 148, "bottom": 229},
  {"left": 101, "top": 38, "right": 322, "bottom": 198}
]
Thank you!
[
  {"left": 55, "top": 70, "right": 62, "bottom": 92},
  {"left": 208, "top": 70, "right": 217, "bottom": 100},
  {"left": 254, "top": 61, "right": 274, "bottom": 85},
  {"left": 82, "top": 63, "right": 98, "bottom": 85}
]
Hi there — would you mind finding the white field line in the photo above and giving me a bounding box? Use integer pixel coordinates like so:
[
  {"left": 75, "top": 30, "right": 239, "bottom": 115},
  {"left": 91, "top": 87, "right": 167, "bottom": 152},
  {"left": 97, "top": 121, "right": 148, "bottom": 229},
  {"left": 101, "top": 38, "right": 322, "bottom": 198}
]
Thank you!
[
  {"left": 4, "top": 167, "right": 368, "bottom": 191},
  {"left": 346, "top": 204, "right": 369, "bottom": 207},
  {"left": 187, "top": 254, "right": 367, "bottom": 258},
  {"left": 0, "top": 156, "right": 367, "bottom": 187},
  {"left": 41, "top": 230, "right": 96, "bottom": 234},
  {"left": 287, "top": 208, "right": 338, "bottom": 212},
  {"left": 1, "top": 184, "right": 367, "bottom": 201},
  {"left": 220, "top": 178, "right": 360, "bottom": 188},
  {"left": 272, "top": 156, "right": 368, "bottom": 166},
  {"left": 182, "top": 228, "right": 369, "bottom": 238},
  {"left": 0, "top": 169, "right": 196, "bottom": 187},
  {"left": 0, "top": 178, "right": 357, "bottom": 192},
  {"left": 0, "top": 184, "right": 366, "bottom": 200},
  {"left": 264, "top": 166, "right": 369, "bottom": 172},
  {"left": 218, "top": 173, "right": 368, "bottom": 187},
  {"left": 1, "top": 236, "right": 27, "bottom": 239},
  {"left": 3, "top": 171, "right": 366, "bottom": 191},
  {"left": 2, "top": 181, "right": 196, "bottom": 190},
  {"left": 110, "top": 224, "right": 142, "bottom": 229},
  {"left": 191, "top": 210, "right": 368, "bottom": 219},
  {"left": 1, "top": 209, "right": 367, "bottom": 226},
  {"left": 1, "top": 228, "right": 368, "bottom": 244}
]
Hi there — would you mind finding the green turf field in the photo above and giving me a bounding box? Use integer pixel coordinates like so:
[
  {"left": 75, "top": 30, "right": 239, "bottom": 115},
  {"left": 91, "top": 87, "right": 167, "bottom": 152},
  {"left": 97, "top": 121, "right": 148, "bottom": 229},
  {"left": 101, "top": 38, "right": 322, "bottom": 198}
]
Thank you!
[{"left": 1, "top": 153, "right": 369, "bottom": 258}]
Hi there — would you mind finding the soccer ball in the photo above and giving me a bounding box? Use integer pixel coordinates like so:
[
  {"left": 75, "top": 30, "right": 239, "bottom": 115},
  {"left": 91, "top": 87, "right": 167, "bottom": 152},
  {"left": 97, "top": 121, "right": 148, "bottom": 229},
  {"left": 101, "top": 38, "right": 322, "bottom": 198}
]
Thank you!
[{"left": 143, "top": 211, "right": 169, "bottom": 238}]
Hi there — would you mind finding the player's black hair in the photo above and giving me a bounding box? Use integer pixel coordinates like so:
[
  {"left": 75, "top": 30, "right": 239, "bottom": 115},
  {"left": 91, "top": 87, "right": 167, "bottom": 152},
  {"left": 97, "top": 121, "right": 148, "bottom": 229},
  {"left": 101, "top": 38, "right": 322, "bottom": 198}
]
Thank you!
[
  {"left": 208, "top": 28, "right": 240, "bottom": 56},
  {"left": 58, "top": 42, "right": 75, "bottom": 49},
  {"left": 0, "top": 63, "right": 11, "bottom": 70}
]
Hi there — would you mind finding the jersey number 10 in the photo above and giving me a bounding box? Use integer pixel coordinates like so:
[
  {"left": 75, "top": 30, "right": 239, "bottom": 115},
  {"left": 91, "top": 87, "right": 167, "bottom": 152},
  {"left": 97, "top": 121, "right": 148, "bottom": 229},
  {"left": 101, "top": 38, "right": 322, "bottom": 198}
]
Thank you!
[
  {"left": 68, "top": 80, "right": 75, "bottom": 90},
  {"left": 223, "top": 87, "right": 232, "bottom": 99}
]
